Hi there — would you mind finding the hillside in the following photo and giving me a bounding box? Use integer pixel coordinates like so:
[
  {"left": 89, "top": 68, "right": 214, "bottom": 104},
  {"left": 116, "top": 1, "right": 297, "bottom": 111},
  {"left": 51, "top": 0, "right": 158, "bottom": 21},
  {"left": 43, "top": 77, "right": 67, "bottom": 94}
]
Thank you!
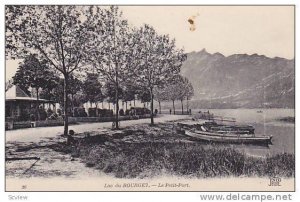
[{"left": 181, "top": 49, "right": 295, "bottom": 108}]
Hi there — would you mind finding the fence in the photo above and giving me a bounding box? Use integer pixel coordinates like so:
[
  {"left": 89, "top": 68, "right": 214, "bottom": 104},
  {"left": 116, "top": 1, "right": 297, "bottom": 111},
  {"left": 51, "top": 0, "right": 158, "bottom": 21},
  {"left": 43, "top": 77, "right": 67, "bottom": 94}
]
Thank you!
[
  {"left": 69, "top": 114, "right": 151, "bottom": 122},
  {"left": 6, "top": 114, "right": 152, "bottom": 130}
]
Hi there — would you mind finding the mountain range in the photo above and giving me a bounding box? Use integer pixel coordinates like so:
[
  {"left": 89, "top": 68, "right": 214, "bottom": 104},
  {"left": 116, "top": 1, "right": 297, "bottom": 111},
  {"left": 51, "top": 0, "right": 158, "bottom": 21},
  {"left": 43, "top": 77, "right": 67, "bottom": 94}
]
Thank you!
[{"left": 181, "top": 49, "right": 295, "bottom": 108}]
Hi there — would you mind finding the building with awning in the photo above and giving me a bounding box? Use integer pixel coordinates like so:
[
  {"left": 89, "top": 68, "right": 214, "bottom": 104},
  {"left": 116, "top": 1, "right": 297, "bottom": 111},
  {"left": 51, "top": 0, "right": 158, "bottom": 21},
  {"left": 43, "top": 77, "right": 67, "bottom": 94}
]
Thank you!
[{"left": 5, "top": 85, "right": 54, "bottom": 121}]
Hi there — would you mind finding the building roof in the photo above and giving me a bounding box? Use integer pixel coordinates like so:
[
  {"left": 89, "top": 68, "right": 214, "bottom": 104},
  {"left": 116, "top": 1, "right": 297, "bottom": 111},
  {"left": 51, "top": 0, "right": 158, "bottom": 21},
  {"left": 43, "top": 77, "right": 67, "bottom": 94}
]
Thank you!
[{"left": 6, "top": 85, "right": 53, "bottom": 103}]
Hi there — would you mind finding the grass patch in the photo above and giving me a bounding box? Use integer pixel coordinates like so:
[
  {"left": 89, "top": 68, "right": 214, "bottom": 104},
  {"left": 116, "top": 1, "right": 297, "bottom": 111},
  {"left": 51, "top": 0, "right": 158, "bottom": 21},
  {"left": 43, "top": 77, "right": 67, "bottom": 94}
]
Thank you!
[{"left": 51, "top": 123, "right": 295, "bottom": 179}]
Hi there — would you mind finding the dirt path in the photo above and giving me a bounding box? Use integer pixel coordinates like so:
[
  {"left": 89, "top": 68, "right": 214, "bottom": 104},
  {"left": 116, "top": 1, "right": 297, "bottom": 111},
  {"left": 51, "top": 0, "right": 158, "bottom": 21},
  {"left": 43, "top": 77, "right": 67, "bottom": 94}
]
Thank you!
[
  {"left": 6, "top": 115, "right": 189, "bottom": 179},
  {"left": 6, "top": 115, "right": 189, "bottom": 143}
]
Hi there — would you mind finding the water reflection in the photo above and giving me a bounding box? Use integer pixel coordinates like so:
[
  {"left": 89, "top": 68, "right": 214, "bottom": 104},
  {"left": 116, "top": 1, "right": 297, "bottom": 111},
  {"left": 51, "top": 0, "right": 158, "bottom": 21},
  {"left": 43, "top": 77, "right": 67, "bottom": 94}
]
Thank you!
[{"left": 191, "top": 108, "right": 295, "bottom": 156}]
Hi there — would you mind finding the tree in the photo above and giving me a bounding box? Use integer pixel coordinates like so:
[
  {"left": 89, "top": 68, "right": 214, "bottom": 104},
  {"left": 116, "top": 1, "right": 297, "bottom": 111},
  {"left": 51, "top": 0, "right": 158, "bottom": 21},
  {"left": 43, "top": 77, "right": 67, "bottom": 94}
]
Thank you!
[
  {"left": 103, "top": 79, "right": 123, "bottom": 108},
  {"left": 163, "top": 75, "right": 182, "bottom": 115},
  {"left": 153, "top": 86, "right": 168, "bottom": 114},
  {"left": 184, "top": 78, "right": 194, "bottom": 113},
  {"left": 175, "top": 76, "right": 192, "bottom": 115},
  {"left": 39, "top": 72, "right": 60, "bottom": 112},
  {"left": 134, "top": 24, "right": 187, "bottom": 124},
  {"left": 163, "top": 75, "right": 194, "bottom": 115},
  {"left": 82, "top": 73, "right": 103, "bottom": 109},
  {"left": 137, "top": 88, "right": 151, "bottom": 107},
  {"left": 49, "top": 78, "right": 65, "bottom": 108},
  {"left": 13, "top": 54, "right": 57, "bottom": 120},
  {"left": 6, "top": 5, "right": 95, "bottom": 135},
  {"left": 88, "top": 6, "right": 133, "bottom": 129},
  {"left": 68, "top": 75, "right": 83, "bottom": 112},
  {"left": 166, "top": 84, "right": 179, "bottom": 115},
  {"left": 43, "top": 76, "right": 84, "bottom": 114},
  {"left": 122, "top": 84, "right": 136, "bottom": 111}
]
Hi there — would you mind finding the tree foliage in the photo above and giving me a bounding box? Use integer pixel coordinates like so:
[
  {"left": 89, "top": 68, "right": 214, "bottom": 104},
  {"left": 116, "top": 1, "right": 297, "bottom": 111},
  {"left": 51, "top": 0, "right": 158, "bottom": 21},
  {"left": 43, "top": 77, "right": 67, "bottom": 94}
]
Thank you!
[
  {"left": 103, "top": 79, "right": 123, "bottom": 104},
  {"left": 6, "top": 5, "right": 96, "bottom": 134},
  {"left": 12, "top": 54, "right": 58, "bottom": 119},
  {"left": 82, "top": 73, "right": 103, "bottom": 106},
  {"left": 13, "top": 54, "right": 56, "bottom": 91},
  {"left": 88, "top": 6, "right": 134, "bottom": 128},
  {"left": 6, "top": 5, "right": 192, "bottom": 128},
  {"left": 133, "top": 24, "right": 187, "bottom": 123},
  {"left": 163, "top": 75, "right": 194, "bottom": 114}
]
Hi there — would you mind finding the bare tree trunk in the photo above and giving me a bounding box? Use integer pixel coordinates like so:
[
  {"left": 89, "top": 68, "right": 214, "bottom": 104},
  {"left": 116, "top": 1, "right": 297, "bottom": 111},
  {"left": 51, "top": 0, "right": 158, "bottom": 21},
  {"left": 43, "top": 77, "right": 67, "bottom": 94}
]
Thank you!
[
  {"left": 158, "top": 101, "right": 161, "bottom": 114},
  {"left": 71, "top": 94, "right": 74, "bottom": 116},
  {"left": 63, "top": 74, "right": 69, "bottom": 136},
  {"left": 36, "top": 88, "right": 40, "bottom": 121},
  {"left": 108, "top": 102, "right": 110, "bottom": 110},
  {"left": 114, "top": 66, "right": 119, "bottom": 129},
  {"left": 113, "top": 16, "right": 119, "bottom": 129},
  {"left": 172, "top": 100, "right": 175, "bottom": 115},
  {"left": 186, "top": 97, "right": 189, "bottom": 113},
  {"left": 133, "top": 98, "right": 136, "bottom": 106},
  {"left": 181, "top": 99, "right": 184, "bottom": 114},
  {"left": 150, "top": 88, "right": 154, "bottom": 125},
  {"left": 102, "top": 101, "right": 104, "bottom": 109},
  {"left": 115, "top": 88, "right": 119, "bottom": 129},
  {"left": 125, "top": 101, "right": 128, "bottom": 111},
  {"left": 95, "top": 102, "right": 98, "bottom": 117}
]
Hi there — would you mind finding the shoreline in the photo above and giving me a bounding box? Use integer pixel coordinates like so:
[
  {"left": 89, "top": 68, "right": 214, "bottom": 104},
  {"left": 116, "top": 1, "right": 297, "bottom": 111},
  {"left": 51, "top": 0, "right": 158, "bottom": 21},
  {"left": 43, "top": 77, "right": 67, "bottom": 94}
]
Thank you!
[{"left": 6, "top": 121, "right": 294, "bottom": 180}]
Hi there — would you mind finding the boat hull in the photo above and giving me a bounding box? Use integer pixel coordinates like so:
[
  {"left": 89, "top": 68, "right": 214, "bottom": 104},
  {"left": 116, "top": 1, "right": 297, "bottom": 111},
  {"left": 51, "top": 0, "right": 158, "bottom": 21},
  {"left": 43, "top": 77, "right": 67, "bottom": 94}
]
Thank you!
[{"left": 184, "top": 130, "right": 272, "bottom": 145}]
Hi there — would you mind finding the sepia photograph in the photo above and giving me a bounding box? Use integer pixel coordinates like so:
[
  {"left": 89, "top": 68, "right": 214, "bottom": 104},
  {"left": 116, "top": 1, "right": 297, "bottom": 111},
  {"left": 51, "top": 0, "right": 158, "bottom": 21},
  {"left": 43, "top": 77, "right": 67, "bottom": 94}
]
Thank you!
[{"left": 4, "top": 5, "right": 295, "bottom": 192}]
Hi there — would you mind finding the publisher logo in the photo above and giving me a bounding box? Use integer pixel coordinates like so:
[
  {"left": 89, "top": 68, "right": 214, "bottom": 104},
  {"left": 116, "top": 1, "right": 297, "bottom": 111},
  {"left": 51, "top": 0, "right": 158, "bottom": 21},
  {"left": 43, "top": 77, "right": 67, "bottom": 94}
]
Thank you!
[{"left": 268, "top": 177, "right": 281, "bottom": 186}]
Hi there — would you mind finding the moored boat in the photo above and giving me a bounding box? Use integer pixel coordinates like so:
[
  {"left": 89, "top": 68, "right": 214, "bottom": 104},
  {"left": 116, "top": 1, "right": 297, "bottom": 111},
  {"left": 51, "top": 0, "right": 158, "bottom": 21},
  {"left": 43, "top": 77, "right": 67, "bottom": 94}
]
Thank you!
[
  {"left": 177, "top": 121, "right": 255, "bottom": 135},
  {"left": 177, "top": 121, "right": 272, "bottom": 145},
  {"left": 184, "top": 130, "right": 272, "bottom": 145}
]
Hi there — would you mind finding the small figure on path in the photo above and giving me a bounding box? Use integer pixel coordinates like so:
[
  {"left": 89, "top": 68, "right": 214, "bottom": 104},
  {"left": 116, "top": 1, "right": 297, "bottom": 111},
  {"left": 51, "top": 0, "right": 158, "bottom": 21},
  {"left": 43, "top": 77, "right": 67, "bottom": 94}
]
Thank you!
[{"left": 67, "top": 129, "right": 75, "bottom": 145}]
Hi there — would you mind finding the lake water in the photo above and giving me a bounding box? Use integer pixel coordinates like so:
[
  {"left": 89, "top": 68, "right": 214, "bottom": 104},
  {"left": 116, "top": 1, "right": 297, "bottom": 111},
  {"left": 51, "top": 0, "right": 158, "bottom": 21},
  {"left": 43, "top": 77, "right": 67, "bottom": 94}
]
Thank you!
[{"left": 192, "top": 109, "right": 295, "bottom": 157}]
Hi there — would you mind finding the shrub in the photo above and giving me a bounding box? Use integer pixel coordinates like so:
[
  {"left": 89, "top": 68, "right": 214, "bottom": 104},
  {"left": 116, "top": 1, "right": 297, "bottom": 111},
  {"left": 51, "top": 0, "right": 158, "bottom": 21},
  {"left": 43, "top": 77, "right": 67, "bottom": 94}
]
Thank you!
[
  {"left": 78, "top": 108, "right": 88, "bottom": 117},
  {"left": 39, "top": 107, "right": 47, "bottom": 120},
  {"left": 73, "top": 107, "right": 88, "bottom": 117},
  {"left": 119, "top": 109, "right": 124, "bottom": 116},
  {"left": 125, "top": 109, "right": 131, "bottom": 116},
  {"left": 88, "top": 108, "right": 97, "bottom": 117},
  {"left": 98, "top": 109, "right": 113, "bottom": 117}
]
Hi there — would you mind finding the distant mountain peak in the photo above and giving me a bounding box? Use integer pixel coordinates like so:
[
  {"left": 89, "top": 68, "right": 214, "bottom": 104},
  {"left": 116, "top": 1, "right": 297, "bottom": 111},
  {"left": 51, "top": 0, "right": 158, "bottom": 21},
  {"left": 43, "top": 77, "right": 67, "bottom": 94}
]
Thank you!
[
  {"left": 198, "top": 48, "right": 209, "bottom": 55},
  {"left": 213, "top": 52, "right": 225, "bottom": 58},
  {"left": 190, "top": 49, "right": 292, "bottom": 61},
  {"left": 200, "top": 48, "right": 207, "bottom": 53},
  {"left": 181, "top": 49, "right": 295, "bottom": 108}
]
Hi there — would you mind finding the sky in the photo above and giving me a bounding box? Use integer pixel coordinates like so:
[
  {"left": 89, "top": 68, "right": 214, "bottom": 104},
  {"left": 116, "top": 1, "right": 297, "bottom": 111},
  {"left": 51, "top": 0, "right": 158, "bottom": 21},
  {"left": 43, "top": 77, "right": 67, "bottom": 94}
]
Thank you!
[
  {"left": 6, "top": 6, "right": 295, "bottom": 81},
  {"left": 121, "top": 6, "right": 294, "bottom": 58}
]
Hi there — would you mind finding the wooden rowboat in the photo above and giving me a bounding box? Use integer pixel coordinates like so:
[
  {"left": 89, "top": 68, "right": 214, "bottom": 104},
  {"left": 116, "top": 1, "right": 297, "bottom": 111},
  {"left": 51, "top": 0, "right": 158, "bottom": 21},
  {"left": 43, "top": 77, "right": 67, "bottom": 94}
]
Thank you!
[{"left": 184, "top": 130, "right": 272, "bottom": 145}]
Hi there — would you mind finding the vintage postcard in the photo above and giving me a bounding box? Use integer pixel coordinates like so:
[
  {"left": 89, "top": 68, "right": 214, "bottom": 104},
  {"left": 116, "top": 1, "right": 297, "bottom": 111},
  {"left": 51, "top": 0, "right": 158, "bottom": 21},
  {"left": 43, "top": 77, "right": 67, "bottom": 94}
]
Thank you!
[{"left": 5, "top": 5, "right": 295, "bottom": 191}]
